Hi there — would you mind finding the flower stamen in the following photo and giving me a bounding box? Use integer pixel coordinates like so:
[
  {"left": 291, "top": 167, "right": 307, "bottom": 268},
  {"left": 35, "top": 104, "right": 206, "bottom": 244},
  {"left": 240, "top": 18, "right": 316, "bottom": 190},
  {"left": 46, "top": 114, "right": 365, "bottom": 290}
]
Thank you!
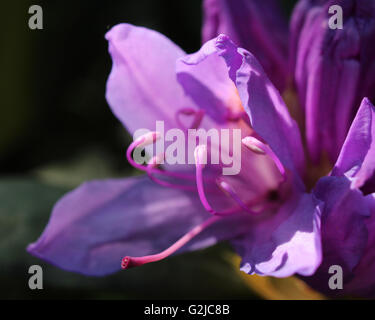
[
  {"left": 216, "top": 178, "right": 259, "bottom": 215},
  {"left": 194, "top": 145, "right": 244, "bottom": 216},
  {"left": 146, "top": 153, "right": 197, "bottom": 191},
  {"left": 242, "top": 136, "right": 286, "bottom": 178},
  {"left": 121, "top": 215, "right": 221, "bottom": 269},
  {"left": 126, "top": 131, "right": 195, "bottom": 179},
  {"left": 126, "top": 131, "right": 161, "bottom": 171}
]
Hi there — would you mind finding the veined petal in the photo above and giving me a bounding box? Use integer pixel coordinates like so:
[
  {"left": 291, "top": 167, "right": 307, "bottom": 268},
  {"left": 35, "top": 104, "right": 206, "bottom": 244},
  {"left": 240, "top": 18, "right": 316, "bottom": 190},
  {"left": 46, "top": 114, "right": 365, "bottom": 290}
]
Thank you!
[
  {"left": 332, "top": 98, "right": 375, "bottom": 192},
  {"left": 232, "top": 193, "right": 322, "bottom": 277},
  {"left": 178, "top": 35, "right": 305, "bottom": 183},
  {"left": 202, "top": 0, "right": 289, "bottom": 91},
  {"left": 305, "top": 18, "right": 361, "bottom": 163},
  {"left": 176, "top": 37, "right": 243, "bottom": 125},
  {"left": 289, "top": 0, "right": 326, "bottom": 77},
  {"left": 27, "top": 176, "right": 252, "bottom": 276},
  {"left": 105, "top": 24, "right": 193, "bottom": 134}
]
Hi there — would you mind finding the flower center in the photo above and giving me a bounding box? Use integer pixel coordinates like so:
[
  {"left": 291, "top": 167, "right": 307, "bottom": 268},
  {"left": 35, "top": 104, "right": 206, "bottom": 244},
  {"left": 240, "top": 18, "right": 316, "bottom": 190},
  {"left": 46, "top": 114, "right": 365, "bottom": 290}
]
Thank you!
[{"left": 121, "top": 109, "right": 287, "bottom": 269}]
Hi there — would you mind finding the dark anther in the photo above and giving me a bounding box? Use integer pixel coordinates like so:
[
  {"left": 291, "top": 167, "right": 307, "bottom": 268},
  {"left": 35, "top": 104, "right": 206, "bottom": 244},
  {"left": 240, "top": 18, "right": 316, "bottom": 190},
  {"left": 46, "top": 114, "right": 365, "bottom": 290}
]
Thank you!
[{"left": 267, "top": 190, "right": 279, "bottom": 202}]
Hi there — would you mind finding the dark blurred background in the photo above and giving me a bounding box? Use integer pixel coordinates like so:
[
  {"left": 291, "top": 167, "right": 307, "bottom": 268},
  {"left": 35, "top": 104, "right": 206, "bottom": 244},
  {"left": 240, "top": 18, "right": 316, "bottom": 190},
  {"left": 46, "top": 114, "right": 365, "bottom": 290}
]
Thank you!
[{"left": 0, "top": 0, "right": 306, "bottom": 299}]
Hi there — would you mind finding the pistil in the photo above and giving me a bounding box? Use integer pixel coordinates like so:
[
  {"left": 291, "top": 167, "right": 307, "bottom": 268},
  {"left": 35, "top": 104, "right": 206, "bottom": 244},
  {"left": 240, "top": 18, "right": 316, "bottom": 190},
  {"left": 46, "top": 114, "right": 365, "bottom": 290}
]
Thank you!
[{"left": 121, "top": 215, "right": 220, "bottom": 269}]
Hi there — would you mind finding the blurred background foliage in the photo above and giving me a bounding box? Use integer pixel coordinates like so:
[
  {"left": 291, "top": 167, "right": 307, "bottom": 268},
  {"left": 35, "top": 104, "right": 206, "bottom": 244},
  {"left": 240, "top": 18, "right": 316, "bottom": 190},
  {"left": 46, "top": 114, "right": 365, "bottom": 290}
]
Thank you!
[{"left": 0, "top": 0, "right": 323, "bottom": 299}]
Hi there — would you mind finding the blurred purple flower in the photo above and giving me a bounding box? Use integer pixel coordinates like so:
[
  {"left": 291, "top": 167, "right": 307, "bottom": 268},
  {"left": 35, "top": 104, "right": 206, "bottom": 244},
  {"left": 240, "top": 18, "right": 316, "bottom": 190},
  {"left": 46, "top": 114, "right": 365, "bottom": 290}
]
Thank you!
[
  {"left": 291, "top": 0, "right": 375, "bottom": 163},
  {"left": 27, "top": 0, "right": 375, "bottom": 298},
  {"left": 202, "top": 0, "right": 289, "bottom": 91}
]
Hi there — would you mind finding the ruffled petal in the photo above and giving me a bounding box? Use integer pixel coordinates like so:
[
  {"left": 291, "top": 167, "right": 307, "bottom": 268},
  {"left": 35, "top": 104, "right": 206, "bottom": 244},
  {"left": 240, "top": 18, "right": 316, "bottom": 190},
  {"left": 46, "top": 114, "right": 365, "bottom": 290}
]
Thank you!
[
  {"left": 344, "top": 194, "right": 375, "bottom": 297},
  {"left": 332, "top": 98, "right": 375, "bottom": 192},
  {"left": 232, "top": 193, "right": 322, "bottom": 277},
  {"left": 202, "top": 0, "right": 289, "bottom": 91},
  {"left": 177, "top": 35, "right": 305, "bottom": 182},
  {"left": 27, "top": 176, "right": 252, "bottom": 276},
  {"left": 176, "top": 37, "right": 242, "bottom": 126},
  {"left": 304, "top": 176, "right": 371, "bottom": 296},
  {"left": 105, "top": 24, "right": 193, "bottom": 134}
]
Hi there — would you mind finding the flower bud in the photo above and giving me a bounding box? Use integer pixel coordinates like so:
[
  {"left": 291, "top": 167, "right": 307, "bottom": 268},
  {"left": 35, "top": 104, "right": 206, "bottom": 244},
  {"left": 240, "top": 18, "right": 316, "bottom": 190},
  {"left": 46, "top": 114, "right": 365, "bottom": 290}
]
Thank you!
[
  {"left": 291, "top": 0, "right": 375, "bottom": 163},
  {"left": 202, "top": 0, "right": 289, "bottom": 91}
]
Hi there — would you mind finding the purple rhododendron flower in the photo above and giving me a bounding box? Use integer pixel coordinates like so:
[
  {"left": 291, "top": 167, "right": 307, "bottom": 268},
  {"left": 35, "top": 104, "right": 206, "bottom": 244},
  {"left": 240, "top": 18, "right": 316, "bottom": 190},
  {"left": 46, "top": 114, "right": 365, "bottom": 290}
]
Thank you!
[
  {"left": 28, "top": 26, "right": 321, "bottom": 278},
  {"left": 28, "top": 0, "right": 375, "bottom": 298}
]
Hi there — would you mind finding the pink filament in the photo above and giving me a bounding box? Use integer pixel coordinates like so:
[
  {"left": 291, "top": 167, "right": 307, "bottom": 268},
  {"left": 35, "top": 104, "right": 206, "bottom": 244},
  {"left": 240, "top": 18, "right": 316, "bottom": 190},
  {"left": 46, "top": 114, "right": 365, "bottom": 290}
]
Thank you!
[
  {"left": 217, "top": 179, "right": 259, "bottom": 215},
  {"left": 242, "top": 136, "right": 286, "bottom": 178},
  {"left": 146, "top": 155, "right": 197, "bottom": 191},
  {"left": 126, "top": 133, "right": 219, "bottom": 193},
  {"left": 194, "top": 148, "right": 248, "bottom": 217},
  {"left": 126, "top": 133, "right": 196, "bottom": 181},
  {"left": 121, "top": 215, "right": 220, "bottom": 269},
  {"left": 266, "top": 150, "right": 285, "bottom": 178}
]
